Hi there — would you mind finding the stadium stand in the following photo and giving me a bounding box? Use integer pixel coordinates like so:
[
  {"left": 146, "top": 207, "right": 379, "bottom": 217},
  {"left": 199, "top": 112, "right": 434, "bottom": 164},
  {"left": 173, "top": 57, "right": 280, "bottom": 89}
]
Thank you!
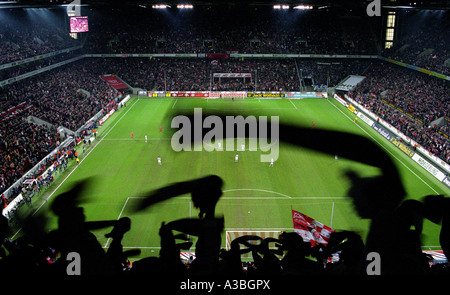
[
  {"left": 0, "top": 2, "right": 449, "bottom": 278},
  {"left": 381, "top": 10, "right": 450, "bottom": 75},
  {"left": 349, "top": 61, "right": 450, "bottom": 163},
  {"left": 0, "top": 10, "right": 80, "bottom": 65},
  {"left": 84, "top": 7, "right": 378, "bottom": 55}
]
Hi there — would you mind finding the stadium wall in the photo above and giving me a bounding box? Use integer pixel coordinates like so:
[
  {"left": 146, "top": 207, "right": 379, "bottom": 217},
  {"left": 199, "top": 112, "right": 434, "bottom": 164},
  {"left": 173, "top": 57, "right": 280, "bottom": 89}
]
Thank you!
[
  {"left": 84, "top": 53, "right": 379, "bottom": 59},
  {"left": 0, "top": 55, "right": 85, "bottom": 87},
  {"left": 0, "top": 45, "right": 82, "bottom": 71},
  {"left": 1, "top": 135, "right": 76, "bottom": 217}
]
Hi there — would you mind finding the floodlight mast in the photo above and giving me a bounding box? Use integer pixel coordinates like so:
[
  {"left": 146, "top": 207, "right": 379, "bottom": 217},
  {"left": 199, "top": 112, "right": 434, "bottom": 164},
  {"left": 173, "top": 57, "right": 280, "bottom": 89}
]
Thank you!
[
  {"left": 273, "top": 4, "right": 290, "bottom": 9},
  {"left": 152, "top": 4, "right": 168, "bottom": 9},
  {"left": 177, "top": 4, "right": 194, "bottom": 9}
]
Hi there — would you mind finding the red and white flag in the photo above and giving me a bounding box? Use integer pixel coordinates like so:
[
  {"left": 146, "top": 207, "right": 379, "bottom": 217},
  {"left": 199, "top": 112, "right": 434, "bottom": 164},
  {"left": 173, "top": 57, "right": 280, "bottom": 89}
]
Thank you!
[{"left": 292, "top": 210, "right": 335, "bottom": 247}]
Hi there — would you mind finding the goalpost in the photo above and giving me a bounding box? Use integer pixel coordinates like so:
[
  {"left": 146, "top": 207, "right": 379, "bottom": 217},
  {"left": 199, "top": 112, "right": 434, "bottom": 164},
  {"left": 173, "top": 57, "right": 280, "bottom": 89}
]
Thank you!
[
  {"left": 208, "top": 91, "right": 247, "bottom": 99},
  {"left": 225, "top": 230, "right": 284, "bottom": 256},
  {"left": 224, "top": 201, "right": 337, "bottom": 255},
  {"left": 210, "top": 72, "right": 254, "bottom": 96}
]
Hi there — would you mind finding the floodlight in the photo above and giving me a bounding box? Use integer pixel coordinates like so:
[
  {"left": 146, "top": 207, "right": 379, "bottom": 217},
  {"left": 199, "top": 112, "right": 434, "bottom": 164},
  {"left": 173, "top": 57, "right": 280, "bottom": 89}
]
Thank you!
[
  {"left": 177, "top": 4, "right": 193, "bottom": 9},
  {"left": 273, "top": 4, "right": 289, "bottom": 9},
  {"left": 152, "top": 4, "right": 168, "bottom": 9},
  {"left": 293, "top": 5, "right": 313, "bottom": 10}
]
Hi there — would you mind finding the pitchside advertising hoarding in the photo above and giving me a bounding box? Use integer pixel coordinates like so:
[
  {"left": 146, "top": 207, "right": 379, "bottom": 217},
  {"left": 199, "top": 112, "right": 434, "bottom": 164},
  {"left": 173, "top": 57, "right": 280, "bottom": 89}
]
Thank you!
[
  {"left": 138, "top": 91, "right": 328, "bottom": 99},
  {"left": 340, "top": 93, "right": 450, "bottom": 189}
]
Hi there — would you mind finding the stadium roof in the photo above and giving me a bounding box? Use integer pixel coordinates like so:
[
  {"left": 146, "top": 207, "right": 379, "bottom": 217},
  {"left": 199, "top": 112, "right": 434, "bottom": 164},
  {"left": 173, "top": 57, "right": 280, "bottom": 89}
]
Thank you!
[{"left": 2, "top": 0, "right": 450, "bottom": 10}]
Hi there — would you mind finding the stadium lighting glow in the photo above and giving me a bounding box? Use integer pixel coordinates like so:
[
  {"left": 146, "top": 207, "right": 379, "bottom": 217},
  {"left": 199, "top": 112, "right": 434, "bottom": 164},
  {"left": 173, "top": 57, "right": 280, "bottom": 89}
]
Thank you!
[
  {"left": 293, "top": 5, "right": 313, "bottom": 10},
  {"left": 152, "top": 4, "right": 168, "bottom": 9},
  {"left": 273, "top": 4, "right": 289, "bottom": 9},
  {"left": 177, "top": 4, "right": 193, "bottom": 9}
]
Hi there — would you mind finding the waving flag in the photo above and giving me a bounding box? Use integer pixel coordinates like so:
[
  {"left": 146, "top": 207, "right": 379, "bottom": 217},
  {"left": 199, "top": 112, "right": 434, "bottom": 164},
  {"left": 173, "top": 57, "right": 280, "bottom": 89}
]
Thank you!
[{"left": 292, "top": 210, "right": 335, "bottom": 247}]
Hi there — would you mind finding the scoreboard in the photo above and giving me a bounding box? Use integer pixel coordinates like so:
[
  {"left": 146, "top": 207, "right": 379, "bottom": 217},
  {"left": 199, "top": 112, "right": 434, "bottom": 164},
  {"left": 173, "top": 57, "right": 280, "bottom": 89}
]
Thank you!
[{"left": 69, "top": 16, "right": 89, "bottom": 33}]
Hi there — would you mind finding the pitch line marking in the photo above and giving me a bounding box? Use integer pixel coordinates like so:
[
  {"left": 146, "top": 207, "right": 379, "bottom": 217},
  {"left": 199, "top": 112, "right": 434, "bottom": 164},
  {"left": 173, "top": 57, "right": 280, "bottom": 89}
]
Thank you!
[
  {"left": 126, "top": 188, "right": 348, "bottom": 200},
  {"left": 11, "top": 98, "right": 141, "bottom": 240},
  {"left": 172, "top": 98, "right": 178, "bottom": 109},
  {"left": 289, "top": 99, "right": 298, "bottom": 109},
  {"left": 102, "top": 138, "right": 172, "bottom": 141},
  {"left": 327, "top": 98, "right": 440, "bottom": 195},
  {"left": 127, "top": 196, "right": 347, "bottom": 200},
  {"left": 223, "top": 188, "right": 292, "bottom": 198}
]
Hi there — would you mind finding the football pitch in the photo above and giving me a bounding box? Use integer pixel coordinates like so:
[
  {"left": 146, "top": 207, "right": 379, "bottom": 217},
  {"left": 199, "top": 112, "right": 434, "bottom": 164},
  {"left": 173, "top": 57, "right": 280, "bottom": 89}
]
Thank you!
[{"left": 18, "top": 96, "right": 449, "bottom": 260}]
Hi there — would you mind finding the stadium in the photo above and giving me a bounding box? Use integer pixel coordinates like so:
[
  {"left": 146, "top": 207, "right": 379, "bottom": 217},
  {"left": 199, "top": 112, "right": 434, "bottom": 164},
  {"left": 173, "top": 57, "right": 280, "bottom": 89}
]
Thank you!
[{"left": 0, "top": 0, "right": 449, "bottom": 282}]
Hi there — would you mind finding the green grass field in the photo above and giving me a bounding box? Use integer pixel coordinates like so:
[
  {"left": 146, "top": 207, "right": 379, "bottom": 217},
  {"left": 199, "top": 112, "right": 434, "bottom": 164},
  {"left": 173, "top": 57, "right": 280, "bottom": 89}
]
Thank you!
[{"left": 16, "top": 96, "right": 450, "bottom": 260}]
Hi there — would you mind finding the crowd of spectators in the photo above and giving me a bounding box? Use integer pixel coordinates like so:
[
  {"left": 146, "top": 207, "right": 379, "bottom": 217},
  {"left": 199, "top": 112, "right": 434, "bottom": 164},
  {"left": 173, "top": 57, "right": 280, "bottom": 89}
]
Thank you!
[
  {"left": 1, "top": 60, "right": 119, "bottom": 131},
  {"left": 0, "top": 51, "right": 81, "bottom": 82},
  {"left": 349, "top": 61, "right": 450, "bottom": 163},
  {"left": 298, "top": 58, "right": 374, "bottom": 87},
  {"left": 0, "top": 171, "right": 448, "bottom": 277},
  {"left": 382, "top": 11, "right": 450, "bottom": 75},
  {"left": 152, "top": 59, "right": 301, "bottom": 92},
  {"left": 0, "top": 58, "right": 120, "bottom": 208},
  {"left": 86, "top": 58, "right": 368, "bottom": 92},
  {"left": 0, "top": 10, "right": 80, "bottom": 66},
  {"left": 84, "top": 7, "right": 378, "bottom": 56},
  {"left": 0, "top": 114, "right": 59, "bottom": 199}
]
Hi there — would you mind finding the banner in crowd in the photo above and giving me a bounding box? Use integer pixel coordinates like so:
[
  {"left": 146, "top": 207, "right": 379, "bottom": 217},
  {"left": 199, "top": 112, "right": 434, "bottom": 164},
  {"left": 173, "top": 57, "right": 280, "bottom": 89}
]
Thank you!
[
  {"left": 100, "top": 75, "right": 128, "bottom": 90},
  {"left": 0, "top": 45, "right": 82, "bottom": 71},
  {"left": 213, "top": 73, "right": 252, "bottom": 78},
  {"left": 0, "top": 55, "right": 85, "bottom": 87},
  {"left": 0, "top": 102, "right": 34, "bottom": 122},
  {"left": 197, "top": 53, "right": 230, "bottom": 59},
  {"left": 381, "top": 98, "right": 424, "bottom": 124},
  {"left": 378, "top": 56, "right": 450, "bottom": 81},
  {"left": 292, "top": 210, "right": 335, "bottom": 247}
]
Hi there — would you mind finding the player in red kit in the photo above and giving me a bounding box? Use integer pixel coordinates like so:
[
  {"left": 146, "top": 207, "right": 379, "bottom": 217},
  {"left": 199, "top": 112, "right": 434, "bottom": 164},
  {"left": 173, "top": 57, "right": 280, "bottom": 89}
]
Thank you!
[{"left": 131, "top": 131, "right": 134, "bottom": 139}]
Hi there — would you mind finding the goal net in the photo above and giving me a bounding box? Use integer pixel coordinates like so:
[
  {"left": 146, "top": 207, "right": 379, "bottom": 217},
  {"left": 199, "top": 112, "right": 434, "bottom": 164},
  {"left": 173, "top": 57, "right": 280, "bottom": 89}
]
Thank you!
[
  {"left": 208, "top": 91, "right": 247, "bottom": 99},
  {"left": 225, "top": 230, "right": 284, "bottom": 257}
]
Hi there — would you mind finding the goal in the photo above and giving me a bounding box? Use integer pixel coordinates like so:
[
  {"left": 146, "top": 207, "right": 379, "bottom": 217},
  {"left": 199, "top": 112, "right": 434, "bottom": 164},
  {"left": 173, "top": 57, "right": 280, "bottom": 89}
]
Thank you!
[
  {"left": 225, "top": 230, "right": 284, "bottom": 256},
  {"left": 208, "top": 91, "right": 247, "bottom": 99}
]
